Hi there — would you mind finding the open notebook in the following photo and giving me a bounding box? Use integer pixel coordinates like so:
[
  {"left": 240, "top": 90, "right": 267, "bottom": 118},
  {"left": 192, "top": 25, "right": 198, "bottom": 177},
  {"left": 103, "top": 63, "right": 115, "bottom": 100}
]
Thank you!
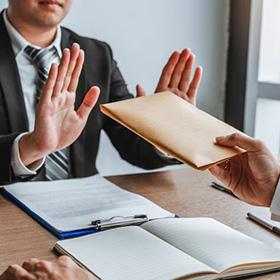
[
  {"left": 55, "top": 218, "right": 280, "bottom": 280},
  {"left": 100, "top": 91, "right": 244, "bottom": 170}
]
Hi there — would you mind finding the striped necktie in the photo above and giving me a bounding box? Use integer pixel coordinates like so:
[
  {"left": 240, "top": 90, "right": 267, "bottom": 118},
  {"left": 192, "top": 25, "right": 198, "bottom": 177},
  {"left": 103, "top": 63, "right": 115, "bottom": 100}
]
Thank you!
[{"left": 25, "top": 46, "right": 69, "bottom": 181}]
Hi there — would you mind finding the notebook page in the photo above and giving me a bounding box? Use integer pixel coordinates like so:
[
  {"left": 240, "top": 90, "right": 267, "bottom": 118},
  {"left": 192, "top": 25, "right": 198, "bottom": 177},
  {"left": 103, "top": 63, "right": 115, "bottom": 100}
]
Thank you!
[
  {"left": 141, "top": 218, "right": 280, "bottom": 273},
  {"left": 3, "top": 174, "right": 173, "bottom": 232},
  {"left": 56, "top": 226, "right": 217, "bottom": 280}
]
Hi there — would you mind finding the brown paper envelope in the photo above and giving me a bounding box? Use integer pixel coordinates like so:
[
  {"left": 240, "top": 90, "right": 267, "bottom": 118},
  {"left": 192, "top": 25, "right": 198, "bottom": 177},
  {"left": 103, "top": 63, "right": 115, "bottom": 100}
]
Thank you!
[{"left": 100, "top": 91, "right": 245, "bottom": 170}]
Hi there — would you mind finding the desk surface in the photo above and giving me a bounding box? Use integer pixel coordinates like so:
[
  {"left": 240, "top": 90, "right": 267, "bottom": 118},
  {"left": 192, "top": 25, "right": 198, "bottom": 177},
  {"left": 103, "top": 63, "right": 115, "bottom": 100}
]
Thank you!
[{"left": 1, "top": 167, "right": 280, "bottom": 279}]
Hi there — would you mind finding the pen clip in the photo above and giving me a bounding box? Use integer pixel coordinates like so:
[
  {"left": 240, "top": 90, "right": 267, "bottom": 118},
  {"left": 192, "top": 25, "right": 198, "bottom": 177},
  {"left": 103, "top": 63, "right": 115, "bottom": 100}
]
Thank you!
[{"left": 91, "top": 214, "right": 149, "bottom": 230}]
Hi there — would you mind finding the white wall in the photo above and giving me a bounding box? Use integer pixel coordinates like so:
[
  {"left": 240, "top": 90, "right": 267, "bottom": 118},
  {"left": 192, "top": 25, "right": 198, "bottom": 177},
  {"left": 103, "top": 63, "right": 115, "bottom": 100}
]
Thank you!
[
  {"left": 254, "top": 0, "right": 280, "bottom": 160},
  {"left": 0, "top": 0, "right": 230, "bottom": 175}
]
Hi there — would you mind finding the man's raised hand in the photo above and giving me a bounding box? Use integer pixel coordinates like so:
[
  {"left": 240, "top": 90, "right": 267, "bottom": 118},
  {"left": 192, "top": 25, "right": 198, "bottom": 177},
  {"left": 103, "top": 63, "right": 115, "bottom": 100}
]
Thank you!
[
  {"left": 19, "top": 43, "right": 100, "bottom": 169},
  {"left": 136, "top": 48, "right": 202, "bottom": 106}
]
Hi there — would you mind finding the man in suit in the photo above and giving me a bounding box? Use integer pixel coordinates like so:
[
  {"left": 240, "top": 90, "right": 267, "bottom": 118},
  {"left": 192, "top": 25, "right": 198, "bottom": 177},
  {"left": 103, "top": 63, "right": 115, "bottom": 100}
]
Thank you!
[{"left": 0, "top": 0, "right": 202, "bottom": 184}]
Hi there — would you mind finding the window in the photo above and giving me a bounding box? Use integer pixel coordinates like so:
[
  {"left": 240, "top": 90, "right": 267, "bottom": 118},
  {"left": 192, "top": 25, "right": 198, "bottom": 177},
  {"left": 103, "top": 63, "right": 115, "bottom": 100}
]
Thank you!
[{"left": 254, "top": 0, "right": 280, "bottom": 158}]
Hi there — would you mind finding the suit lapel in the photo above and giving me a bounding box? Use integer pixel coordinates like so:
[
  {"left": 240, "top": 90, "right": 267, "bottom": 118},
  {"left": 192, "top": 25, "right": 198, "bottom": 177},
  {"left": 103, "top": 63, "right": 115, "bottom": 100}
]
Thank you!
[
  {"left": 0, "top": 11, "right": 28, "bottom": 132},
  {"left": 61, "top": 28, "right": 87, "bottom": 177}
]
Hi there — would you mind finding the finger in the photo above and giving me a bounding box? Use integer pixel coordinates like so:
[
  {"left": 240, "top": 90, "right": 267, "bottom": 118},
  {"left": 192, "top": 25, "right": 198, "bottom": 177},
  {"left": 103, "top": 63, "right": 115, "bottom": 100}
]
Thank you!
[
  {"left": 52, "top": 48, "right": 70, "bottom": 97},
  {"left": 67, "top": 49, "right": 84, "bottom": 93},
  {"left": 155, "top": 51, "right": 180, "bottom": 92},
  {"left": 0, "top": 264, "right": 36, "bottom": 280},
  {"left": 136, "top": 84, "right": 146, "bottom": 97},
  {"left": 22, "top": 258, "right": 40, "bottom": 272},
  {"left": 169, "top": 48, "right": 191, "bottom": 88},
  {"left": 178, "top": 54, "right": 195, "bottom": 92},
  {"left": 215, "top": 132, "right": 264, "bottom": 152},
  {"left": 57, "top": 255, "right": 78, "bottom": 268},
  {"left": 62, "top": 43, "right": 80, "bottom": 92},
  {"left": 185, "top": 66, "right": 203, "bottom": 105},
  {"left": 13, "top": 264, "right": 36, "bottom": 279},
  {"left": 77, "top": 86, "right": 100, "bottom": 120},
  {"left": 58, "top": 255, "right": 73, "bottom": 263},
  {"left": 32, "top": 260, "right": 54, "bottom": 275},
  {"left": 39, "top": 63, "right": 58, "bottom": 103}
]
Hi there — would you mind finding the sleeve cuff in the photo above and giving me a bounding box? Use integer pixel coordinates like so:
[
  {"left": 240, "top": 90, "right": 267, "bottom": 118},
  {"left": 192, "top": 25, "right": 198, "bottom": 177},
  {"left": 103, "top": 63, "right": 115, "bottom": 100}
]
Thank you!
[
  {"left": 11, "top": 133, "right": 45, "bottom": 177},
  {"left": 270, "top": 175, "right": 280, "bottom": 221}
]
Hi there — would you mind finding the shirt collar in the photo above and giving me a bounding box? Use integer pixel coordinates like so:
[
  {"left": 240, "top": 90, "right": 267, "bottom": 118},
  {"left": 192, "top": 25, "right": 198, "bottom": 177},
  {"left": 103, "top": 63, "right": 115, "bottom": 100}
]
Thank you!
[{"left": 3, "top": 9, "right": 62, "bottom": 58}]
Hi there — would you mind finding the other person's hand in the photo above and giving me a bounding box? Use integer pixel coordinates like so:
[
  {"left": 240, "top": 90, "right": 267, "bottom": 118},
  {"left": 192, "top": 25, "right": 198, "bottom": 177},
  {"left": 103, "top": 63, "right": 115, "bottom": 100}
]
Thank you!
[
  {"left": 136, "top": 48, "right": 202, "bottom": 106},
  {"left": 0, "top": 256, "right": 95, "bottom": 280},
  {"left": 210, "top": 132, "right": 280, "bottom": 207},
  {"left": 19, "top": 43, "right": 100, "bottom": 169}
]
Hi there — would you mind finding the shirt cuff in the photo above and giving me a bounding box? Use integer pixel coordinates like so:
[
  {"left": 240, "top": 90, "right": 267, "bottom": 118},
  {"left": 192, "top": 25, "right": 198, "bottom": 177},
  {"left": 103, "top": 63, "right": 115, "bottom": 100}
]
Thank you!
[
  {"left": 11, "top": 133, "right": 45, "bottom": 177},
  {"left": 270, "top": 176, "right": 280, "bottom": 221}
]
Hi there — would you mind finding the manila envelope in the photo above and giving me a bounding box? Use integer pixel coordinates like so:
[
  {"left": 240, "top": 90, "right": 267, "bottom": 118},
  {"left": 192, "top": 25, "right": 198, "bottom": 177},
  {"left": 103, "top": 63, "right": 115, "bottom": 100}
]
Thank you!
[{"left": 100, "top": 91, "right": 244, "bottom": 170}]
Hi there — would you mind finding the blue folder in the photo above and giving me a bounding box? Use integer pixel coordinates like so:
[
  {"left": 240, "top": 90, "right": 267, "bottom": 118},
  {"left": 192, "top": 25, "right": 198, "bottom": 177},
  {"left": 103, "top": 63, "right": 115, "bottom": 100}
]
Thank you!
[{"left": 1, "top": 188, "right": 178, "bottom": 239}]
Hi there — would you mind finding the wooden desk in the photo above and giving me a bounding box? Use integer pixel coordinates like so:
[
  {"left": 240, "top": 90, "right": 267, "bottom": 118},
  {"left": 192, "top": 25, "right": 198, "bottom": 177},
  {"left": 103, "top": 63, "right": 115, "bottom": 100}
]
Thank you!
[{"left": 1, "top": 167, "right": 280, "bottom": 279}]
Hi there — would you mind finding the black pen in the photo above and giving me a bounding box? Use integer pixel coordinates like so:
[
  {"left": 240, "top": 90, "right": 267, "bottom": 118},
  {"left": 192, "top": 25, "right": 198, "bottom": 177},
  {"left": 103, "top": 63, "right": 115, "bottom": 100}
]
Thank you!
[
  {"left": 211, "top": 182, "right": 237, "bottom": 197},
  {"left": 247, "top": 212, "right": 280, "bottom": 236}
]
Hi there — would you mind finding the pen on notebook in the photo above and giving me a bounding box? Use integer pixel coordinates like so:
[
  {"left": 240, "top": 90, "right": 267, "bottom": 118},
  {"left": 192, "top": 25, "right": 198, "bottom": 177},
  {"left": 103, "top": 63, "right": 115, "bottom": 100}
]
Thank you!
[
  {"left": 247, "top": 212, "right": 280, "bottom": 236},
  {"left": 211, "top": 182, "right": 237, "bottom": 197}
]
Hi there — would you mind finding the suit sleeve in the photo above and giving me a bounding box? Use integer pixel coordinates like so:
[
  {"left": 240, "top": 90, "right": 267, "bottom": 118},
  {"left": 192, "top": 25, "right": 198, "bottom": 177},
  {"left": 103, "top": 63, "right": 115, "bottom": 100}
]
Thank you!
[
  {"left": 103, "top": 45, "right": 176, "bottom": 169},
  {"left": 0, "top": 133, "right": 20, "bottom": 184},
  {"left": 0, "top": 133, "right": 43, "bottom": 184}
]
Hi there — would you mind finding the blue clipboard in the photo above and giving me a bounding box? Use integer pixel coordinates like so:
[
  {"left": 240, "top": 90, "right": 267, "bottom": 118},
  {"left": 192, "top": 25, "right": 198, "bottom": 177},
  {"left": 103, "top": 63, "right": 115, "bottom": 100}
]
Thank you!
[{"left": 1, "top": 188, "right": 179, "bottom": 239}]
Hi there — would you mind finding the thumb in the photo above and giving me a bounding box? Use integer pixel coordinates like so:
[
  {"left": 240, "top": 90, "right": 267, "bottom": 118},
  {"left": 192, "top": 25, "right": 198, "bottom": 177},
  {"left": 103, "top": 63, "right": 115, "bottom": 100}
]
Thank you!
[
  {"left": 77, "top": 86, "right": 100, "bottom": 119},
  {"left": 215, "top": 132, "right": 262, "bottom": 152},
  {"left": 136, "top": 84, "right": 146, "bottom": 97}
]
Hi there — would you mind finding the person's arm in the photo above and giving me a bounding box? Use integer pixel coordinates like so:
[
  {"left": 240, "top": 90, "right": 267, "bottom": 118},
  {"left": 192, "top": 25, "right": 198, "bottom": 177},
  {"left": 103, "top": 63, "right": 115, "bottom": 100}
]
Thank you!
[
  {"left": 18, "top": 43, "right": 99, "bottom": 169},
  {"left": 104, "top": 47, "right": 202, "bottom": 169},
  {"left": 136, "top": 48, "right": 202, "bottom": 163},
  {"left": 0, "top": 133, "right": 22, "bottom": 184},
  {"left": 1, "top": 43, "right": 100, "bottom": 184},
  {"left": 0, "top": 256, "right": 95, "bottom": 280},
  {"left": 210, "top": 132, "right": 280, "bottom": 208},
  {"left": 0, "top": 43, "right": 99, "bottom": 184}
]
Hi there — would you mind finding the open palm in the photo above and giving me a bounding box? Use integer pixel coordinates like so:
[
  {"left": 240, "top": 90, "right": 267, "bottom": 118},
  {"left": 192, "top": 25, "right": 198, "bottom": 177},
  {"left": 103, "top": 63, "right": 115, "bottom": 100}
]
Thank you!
[
  {"left": 20, "top": 44, "right": 99, "bottom": 167},
  {"left": 137, "top": 49, "right": 202, "bottom": 106}
]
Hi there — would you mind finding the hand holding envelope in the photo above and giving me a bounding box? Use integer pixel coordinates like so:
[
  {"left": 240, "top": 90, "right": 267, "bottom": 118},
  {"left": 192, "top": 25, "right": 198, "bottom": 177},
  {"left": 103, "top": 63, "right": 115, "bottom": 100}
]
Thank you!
[{"left": 100, "top": 91, "right": 244, "bottom": 170}]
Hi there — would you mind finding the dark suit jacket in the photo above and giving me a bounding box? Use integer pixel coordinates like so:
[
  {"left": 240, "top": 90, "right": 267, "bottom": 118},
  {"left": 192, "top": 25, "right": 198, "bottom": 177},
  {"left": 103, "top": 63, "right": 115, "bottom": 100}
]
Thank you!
[{"left": 0, "top": 11, "right": 169, "bottom": 184}]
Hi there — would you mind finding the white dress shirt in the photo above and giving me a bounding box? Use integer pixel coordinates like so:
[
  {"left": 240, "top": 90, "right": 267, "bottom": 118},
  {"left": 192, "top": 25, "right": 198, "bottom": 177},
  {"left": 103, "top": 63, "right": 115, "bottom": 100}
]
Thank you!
[{"left": 3, "top": 10, "right": 62, "bottom": 177}]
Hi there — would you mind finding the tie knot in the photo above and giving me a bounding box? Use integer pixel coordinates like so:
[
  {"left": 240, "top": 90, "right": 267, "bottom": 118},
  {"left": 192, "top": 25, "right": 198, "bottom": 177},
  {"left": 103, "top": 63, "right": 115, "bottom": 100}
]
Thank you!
[{"left": 24, "top": 45, "right": 57, "bottom": 69}]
